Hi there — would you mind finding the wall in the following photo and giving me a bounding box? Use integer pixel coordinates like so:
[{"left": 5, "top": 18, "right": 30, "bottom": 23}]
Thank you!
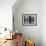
[
  {"left": 0, "top": 0, "right": 16, "bottom": 30},
  {"left": 41, "top": 0, "right": 46, "bottom": 46},
  {"left": 13, "top": 0, "right": 41, "bottom": 46}
]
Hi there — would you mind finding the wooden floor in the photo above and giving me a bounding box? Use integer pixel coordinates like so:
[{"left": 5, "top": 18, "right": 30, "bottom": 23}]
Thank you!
[{"left": 0, "top": 39, "right": 16, "bottom": 46}]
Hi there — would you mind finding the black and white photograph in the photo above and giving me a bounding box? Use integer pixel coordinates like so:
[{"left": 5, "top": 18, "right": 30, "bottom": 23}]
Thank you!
[{"left": 22, "top": 14, "right": 37, "bottom": 26}]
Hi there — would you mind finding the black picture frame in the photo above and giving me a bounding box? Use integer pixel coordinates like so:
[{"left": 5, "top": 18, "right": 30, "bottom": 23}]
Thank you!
[{"left": 22, "top": 14, "right": 37, "bottom": 26}]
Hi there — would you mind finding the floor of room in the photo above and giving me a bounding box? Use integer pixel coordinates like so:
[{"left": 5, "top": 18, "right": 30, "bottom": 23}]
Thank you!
[{"left": 0, "top": 39, "right": 16, "bottom": 46}]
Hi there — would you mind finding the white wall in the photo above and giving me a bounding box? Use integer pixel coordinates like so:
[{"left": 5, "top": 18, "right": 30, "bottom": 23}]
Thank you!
[
  {"left": 41, "top": 0, "right": 46, "bottom": 46},
  {"left": 0, "top": 0, "right": 16, "bottom": 30},
  {"left": 13, "top": 0, "right": 41, "bottom": 46}
]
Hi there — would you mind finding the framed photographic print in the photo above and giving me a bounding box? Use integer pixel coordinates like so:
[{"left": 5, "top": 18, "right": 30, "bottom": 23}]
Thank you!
[{"left": 22, "top": 14, "right": 37, "bottom": 26}]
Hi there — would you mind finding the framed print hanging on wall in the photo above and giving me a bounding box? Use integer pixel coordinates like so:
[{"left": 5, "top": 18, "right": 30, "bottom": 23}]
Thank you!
[{"left": 22, "top": 14, "right": 37, "bottom": 26}]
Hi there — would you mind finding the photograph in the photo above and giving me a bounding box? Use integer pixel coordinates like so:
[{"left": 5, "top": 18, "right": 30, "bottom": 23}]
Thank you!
[{"left": 22, "top": 14, "right": 37, "bottom": 26}]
